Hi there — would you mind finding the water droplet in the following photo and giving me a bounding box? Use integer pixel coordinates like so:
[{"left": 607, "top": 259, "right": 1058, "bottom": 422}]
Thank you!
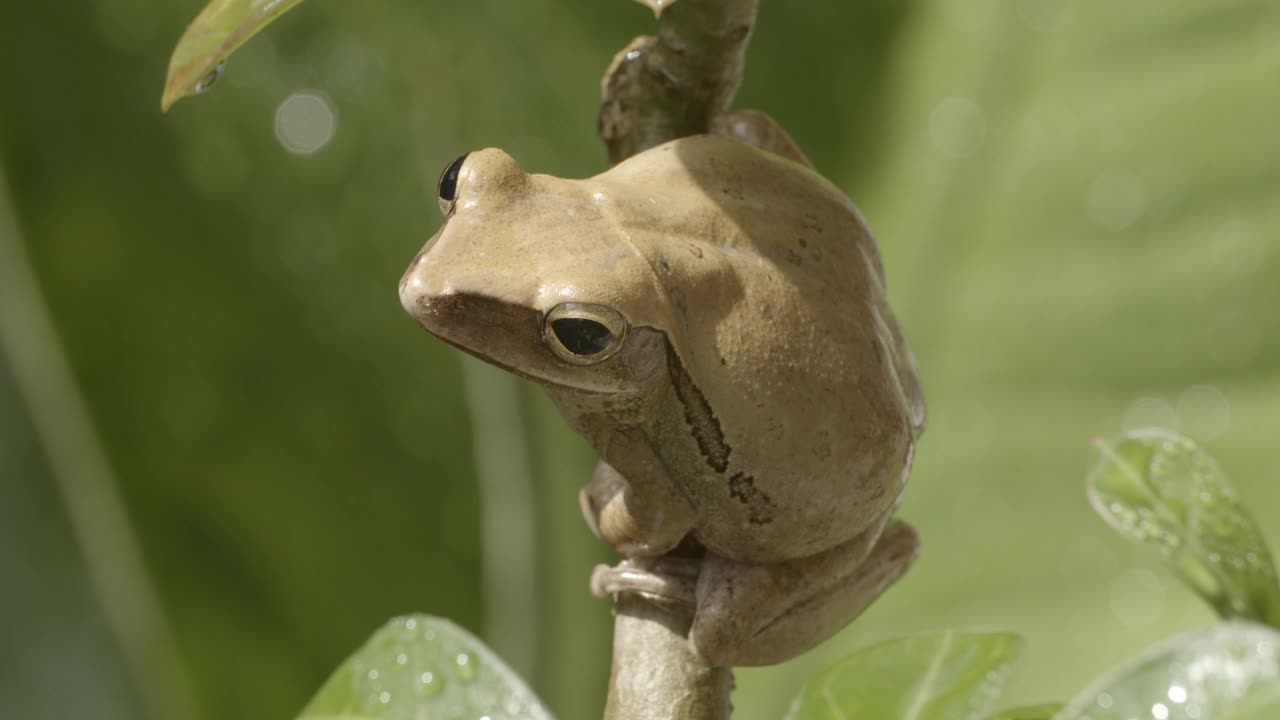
[
  {"left": 396, "top": 653, "right": 408, "bottom": 665},
  {"left": 1152, "top": 702, "right": 1169, "bottom": 719},
  {"left": 1097, "top": 691, "right": 1114, "bottom": 708},
  {"left": 455, "top": 652, "right": 476, "bottom": 682},
  {"left": 194, "top": 60, "right": 226, "bottom": 94},
  {"left": 379, "top": 691, "right": 391, "bottom": 704},
  {"left": 419, "top": 670, "right": 443, "bottom": 697},
  {"left": 367, "top": 669, "right": 380, "bottom": 681},
  {"left": 405, "top": 618, "right": 417, "bottom": 631},
  {"left": 1168, "top": 685, "right": 1187, "bottom": 703}
]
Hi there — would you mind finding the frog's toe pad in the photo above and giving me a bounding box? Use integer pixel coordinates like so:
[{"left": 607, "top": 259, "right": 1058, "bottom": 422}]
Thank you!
[{"left": 590, "top": 559, "right": 698, "bottom": 608}]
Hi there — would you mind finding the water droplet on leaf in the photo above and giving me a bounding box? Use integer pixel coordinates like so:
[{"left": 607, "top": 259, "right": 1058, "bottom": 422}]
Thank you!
[
  {"left": 455, "top": 652, "right": 476, "bottom": 682},
  {"left": 194, "top": 60, "right": 226, "bottom": 94}
]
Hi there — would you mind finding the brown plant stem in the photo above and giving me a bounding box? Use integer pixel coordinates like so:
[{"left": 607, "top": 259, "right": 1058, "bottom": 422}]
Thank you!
[
  {"left": 598, "top": 0, "right": 760, "bottom": 717},
  {"left": 600, "top": 0, "right": 760, "bottom": 165},
  {"left": 605, "top": 595, "right": 733, "bottom": 720}
]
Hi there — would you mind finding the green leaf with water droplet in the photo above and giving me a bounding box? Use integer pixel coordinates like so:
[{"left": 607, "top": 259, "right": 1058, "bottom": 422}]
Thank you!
[
  {"left": 296, "top": 615, "right": 553, "bottom": 720},
  {"left": 985, "top": 703, "right": 1062, "bottom": 720},
  {"left": 1087, "top": 428, "right": 1280, "bottom": 626},
  {"left": 161, "top": 0, "right": 309, "bottom": 112},
  {"left": 1056, "top": 621, "right": 1280, "bottom": 720},
  {"left": 784, "top": 630, "right": 1024, "bottom": 720}
]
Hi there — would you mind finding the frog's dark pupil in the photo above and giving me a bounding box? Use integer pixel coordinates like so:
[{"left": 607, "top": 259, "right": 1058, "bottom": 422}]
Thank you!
[
  {"left": 552, "top": 318, "right": 614, "bottom": 356},
  {"left": 438, "top": 153, "right": 468, "bottom": 202}
]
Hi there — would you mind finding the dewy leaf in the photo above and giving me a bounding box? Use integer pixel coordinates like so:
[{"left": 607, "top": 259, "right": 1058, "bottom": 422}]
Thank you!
[
  {"left": 984, "top": 703, "right": 1062, "bottom": 720},
  {"left": 161, "top": 0, "right": 308, "bottom": 112},
  {"left": 1056, "top": 621, "right": 1280, "bottom": 720},
  {"left": 1087, "top": 429, "right": 1280, "bottom": 626},
  {"left": 784, "top": 630, "right": 1024, "bottom": 720},
  {"left": 297, "top": 615, "right": 553, "bottom": 720}
]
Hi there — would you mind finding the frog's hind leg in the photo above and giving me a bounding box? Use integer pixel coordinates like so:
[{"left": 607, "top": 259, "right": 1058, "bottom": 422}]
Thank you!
[
  {"left": 690, "top": 520, "right": 918, "bottom": 667},
  {"left": 711, "top": 110, "right": 814, "bottom": 169}
]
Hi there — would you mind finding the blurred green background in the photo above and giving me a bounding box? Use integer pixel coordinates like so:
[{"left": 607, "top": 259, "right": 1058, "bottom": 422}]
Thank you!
[{"left": 2, "top": 0, "right": 1278, "bottom": 718}]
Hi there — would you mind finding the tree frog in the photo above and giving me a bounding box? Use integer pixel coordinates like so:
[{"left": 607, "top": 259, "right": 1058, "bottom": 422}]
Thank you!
[{"left": 400, "top": 113, "right": 925, "bottom": 667}]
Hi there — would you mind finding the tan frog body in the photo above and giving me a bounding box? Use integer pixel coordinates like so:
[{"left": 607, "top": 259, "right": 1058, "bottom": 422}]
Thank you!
[{"left": 400, "top": 114, "right": 925, "bottom": 667}]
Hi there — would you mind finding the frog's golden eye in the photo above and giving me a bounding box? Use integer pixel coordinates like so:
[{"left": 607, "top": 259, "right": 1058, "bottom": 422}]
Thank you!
[
  {"left": 544, "top": 302, "right": 628, "bottom": 365},
  {"left": 437, "top": 153, "right": 469, "bottom": 216}
]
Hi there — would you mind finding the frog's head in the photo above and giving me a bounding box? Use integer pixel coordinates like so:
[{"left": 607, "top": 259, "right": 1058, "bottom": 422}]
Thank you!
[{"left": 399, "top": 149, "right": 671, "bottom": 395}]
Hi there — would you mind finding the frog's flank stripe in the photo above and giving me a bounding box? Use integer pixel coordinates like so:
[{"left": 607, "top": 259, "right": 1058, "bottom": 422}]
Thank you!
[
  {"left": 665, "top": 343, "right": 731, "bottom": 473},
  {"left": 728, "top": 472, "right": 776, "bottom": 525}
]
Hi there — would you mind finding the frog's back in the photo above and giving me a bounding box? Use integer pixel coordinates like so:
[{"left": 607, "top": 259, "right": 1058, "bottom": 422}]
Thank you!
[{"left": 602, "top": 134, "right": 924, "bottom": 562}]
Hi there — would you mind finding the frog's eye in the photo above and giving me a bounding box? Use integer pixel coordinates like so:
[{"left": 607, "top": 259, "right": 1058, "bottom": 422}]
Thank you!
[
  {"left": 544, "top": 302, "right": 628, "bottom": 365},
  {"left": 437, "top": 153, "right": 469, "bottom": 216}
]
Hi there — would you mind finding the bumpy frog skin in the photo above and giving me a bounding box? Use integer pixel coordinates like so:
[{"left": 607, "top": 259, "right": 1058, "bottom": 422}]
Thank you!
[{"left": 400, "top": 113, "right": 924, "bottom": 667}]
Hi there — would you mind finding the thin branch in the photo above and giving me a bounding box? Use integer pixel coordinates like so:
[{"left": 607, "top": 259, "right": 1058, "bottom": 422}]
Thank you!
[
  {"left": 605, "top": 595, "right": 733, "bottom": 720},
  {"left": 600, "top": 0, "right": 760, "bottom": 165},
  {"left": 597, "top": 0, "right": 760, "bottom": 717}
]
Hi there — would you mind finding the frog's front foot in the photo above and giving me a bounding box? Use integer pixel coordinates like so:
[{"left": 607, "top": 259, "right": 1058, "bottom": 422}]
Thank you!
[{"left": 579, "top": 457, "right": 696, "bottom": 557}]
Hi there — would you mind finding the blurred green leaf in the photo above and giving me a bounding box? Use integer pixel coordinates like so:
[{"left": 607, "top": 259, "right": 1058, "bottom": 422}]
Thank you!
[
  {"left": 1087, "top": 429, "right": 1280, "bottom": 626},
  {"left": 297, "top": 615, "right": 553, "bottom": 720},
  {"left": 162, "top": 0, "right": 308, "bottom": 112},
  {"left": 985, "top": 704, "right": 1062, "bottom": 720},
  {"left": 784, "top": 630, "right": 1023, "bottom": 720},
  {"left": 1056, "top": 621, "right": 1280, "bottom": 720}
]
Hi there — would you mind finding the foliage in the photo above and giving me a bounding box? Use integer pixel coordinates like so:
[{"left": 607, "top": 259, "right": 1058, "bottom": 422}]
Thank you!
[
  {"left": 298, "top": 615, "right": 551, "bottom": 720},
  {"left": 784, "top": 631, "right": 1023, "bottom": 720},
  {"left": 163, "top": 0, "right": 309, "bottom": 111},
  {"left": 1055, "top": 622, "right": 1280, "bottom": 720},
  {"left": 1088, "top": 429, "right": 1280, "bottom": 626}
]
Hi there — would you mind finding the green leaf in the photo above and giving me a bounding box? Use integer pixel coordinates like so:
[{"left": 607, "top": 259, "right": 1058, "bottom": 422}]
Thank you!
[
  {"left": 1056, "top": 621, "right": 1280, "bottom": 720},
  {"left": 161, "top": 0, "right": 309, "bottom": 112},
  {"left": 1087, "top": 429, "right": 1280, "bottom": 626},
  {"left": 985, "top": 704, "right": 1062, "bottom": 720},
  {"left": 297, "top": 615, "right": 553, "bottom": 720},
  {"left": 785, "top": 630, "right": 1024, "bottom": 720}
]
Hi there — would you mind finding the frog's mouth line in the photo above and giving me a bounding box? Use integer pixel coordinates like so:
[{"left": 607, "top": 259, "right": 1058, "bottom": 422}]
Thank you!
[
  {"left": 432, "top": 330, "right": 606, "bottom": 394},
  {"left": 407, "top": 290, "right": 620, "bottom": 395}
]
